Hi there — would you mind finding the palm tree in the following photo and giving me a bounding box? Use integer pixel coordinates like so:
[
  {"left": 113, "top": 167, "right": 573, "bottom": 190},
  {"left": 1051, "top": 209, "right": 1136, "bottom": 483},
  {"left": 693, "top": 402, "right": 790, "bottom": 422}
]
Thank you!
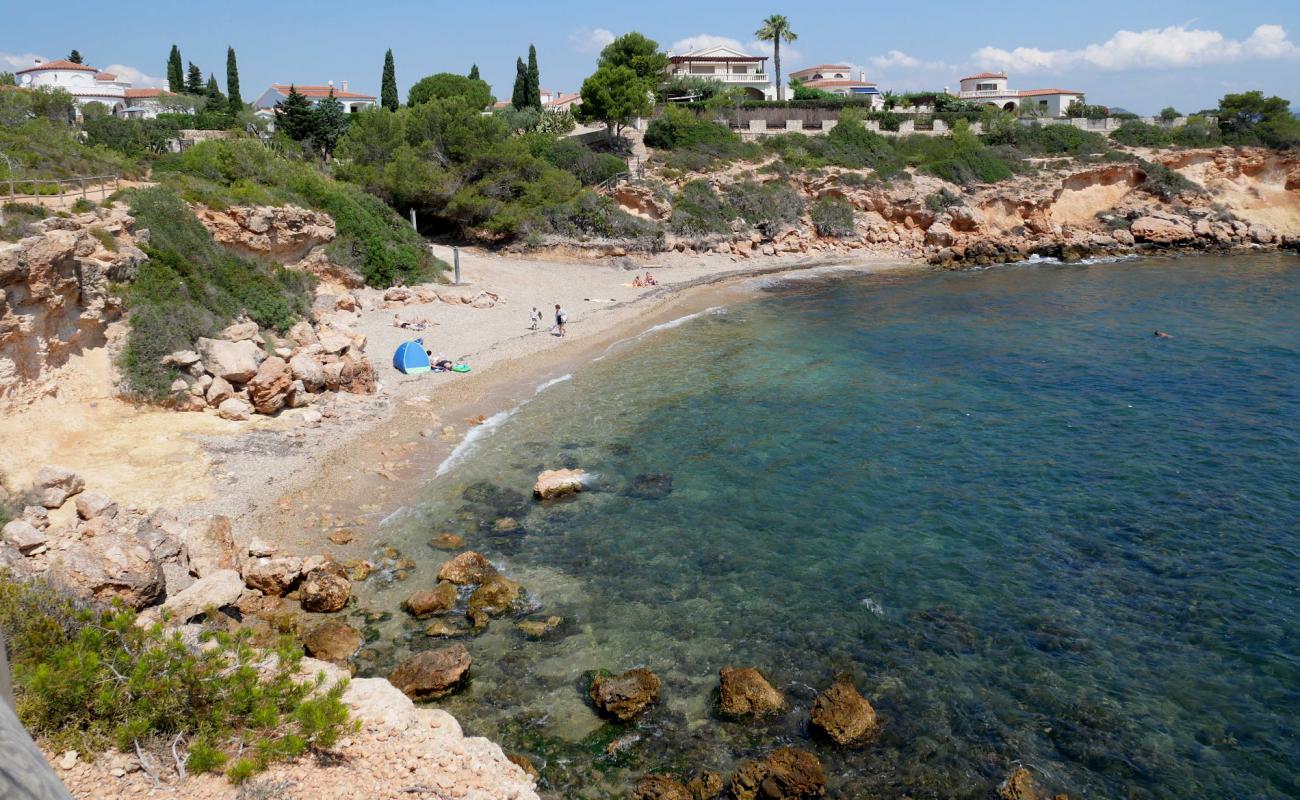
[{"left": 755, "top": 14, "right": 797, "bottom": 102}]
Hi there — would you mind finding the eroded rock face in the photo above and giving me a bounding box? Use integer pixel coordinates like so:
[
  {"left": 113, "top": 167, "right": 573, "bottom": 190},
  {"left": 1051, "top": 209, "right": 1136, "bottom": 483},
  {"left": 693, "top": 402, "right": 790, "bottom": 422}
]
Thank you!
[
  {"left": 403, "top": 581, "right": 458, "bottom": 617},
  {"left": 1130, "top": 215, "right": 1196, "bottom": 244},
  {"left": 718, "top": 666, "right": 785, "bottom": 719},
  {"left": 436, "top": 551, "right": 498, "bottom": 585},
  {"left": 198, "top": 205, "right": 335, "bottom": 263},
  {"left": 301, "top": 619, "right": 363, "bottom": 664},
  {"left": 809, "top": 678, "right": 878, "bottom": 745},
  {"left": 388, "top": 644, "right": 472, "bottom": 699},
  {"left": 589, "top": 667, "right": 661, "bottom": 721},
  {"left": 533, "top": 469, "right": 586, "bottom": 500},
  {"left": 47, "top": 531, "right": 165, "bottom": 609},
  {"left": 730, "top": 747, "right": 827, "bottom": 800}
]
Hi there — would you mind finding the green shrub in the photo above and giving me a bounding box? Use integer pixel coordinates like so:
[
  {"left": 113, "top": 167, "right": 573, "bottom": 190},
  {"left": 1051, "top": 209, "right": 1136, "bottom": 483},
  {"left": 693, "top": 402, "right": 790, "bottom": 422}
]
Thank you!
[
  {"left": 70, "top": 198, "right": 96, "bottom": 213},
  {"left": 823, "top": 112, "right": 902, "bottom": 172},
  {"left": 0, "top": 119, "right": 141, "bottom": 181},
  {"left": 811, "top": 196, "right": 855, "bottom": 237},
  {"left": 0, "top": 572, "right": 353, "bottom": 780},
  {"left": 670, "top": 180, "right": 735, "bottom": 236},
  {"left": 1111, "top": 121, "right": 1173, "bottom": 148},
  {"left": 534, "top": 136, "right": 628, "bottom": 186},
  {"left": 1137, "top": 159, "right": 1201, "bottom": 201},
  {"left": 724, "top": 180, "right": 804, "bottom": 229},
  {"left": 1, "top": 202, "right": 50, "bottom": 242},
  {"left": 539, "top": 191, "right": 661, "bottom": 243},
  {"left": 1171, "top": 116, "right": 1222, "bottom": 148},
  {"left": 88, "top": 226, "right": 117, "bottom": 251},
  {"left": 644, "top": 107, "right": 737, "bottom": 150},
  {"left": 925, "top": 188, "right": 963, "bottom": 212}
]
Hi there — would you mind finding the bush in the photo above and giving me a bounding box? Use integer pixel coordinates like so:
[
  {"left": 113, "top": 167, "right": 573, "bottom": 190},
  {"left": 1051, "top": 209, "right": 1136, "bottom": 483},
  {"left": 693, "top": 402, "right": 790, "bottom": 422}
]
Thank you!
[
  {"left": 88, "top": 226, "right": 117, "bottom": 251},
  {"left": 822, "top": 112, "right": 902, "bottom": 172},
  {"left": 811, "top": 196, "right": 855, "bottom": 237},
  {"left": 0, "top": 572, "right": 353, "bottom": 782},
  {"left": 1111, "top": 121, "right": 1173, "bottom": 148},
  {"left": 71, "top": 198, "right": 96, "bottom": 213},
  {"left": 1, "top": 202, "right": 50, "bottom": 242},
  {"left": 117, "top": 188, "right": 314, "bottom": 398},
  {"left": 0, "top": 119, "right": 141, "bottom": 180},
  {"left": 1171, "top": 116, "right": 1222, "bottom": 148},
  {"left": 925, "top": 188, "right": 963, "bottom": 212},
  {"left": 538, "top": 190, "right": 661, "bottom": 244},
  {"left": 644, "top": 107, "right": 737, "bottom": 150},
  {"left": 723, "top": 180, "right": 804, "bottom": 229},
  {"left": 535, "top": 137, "right": 628, "bottom": 186},
  {"left": 670, "top": 180, "right": 735, "bottom": 236},
  {"left": 1137, "top": 159, "right": 1201, "bottom": 201}
]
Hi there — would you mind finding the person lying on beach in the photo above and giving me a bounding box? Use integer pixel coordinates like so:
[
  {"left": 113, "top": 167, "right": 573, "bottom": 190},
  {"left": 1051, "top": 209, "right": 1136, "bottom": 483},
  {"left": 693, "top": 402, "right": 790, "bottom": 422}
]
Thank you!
[
  {"left": 425, "top": 349, "right": 455, "bottom": 370},
  {"left": 394, "top": 314, "right": 433, "bottom": 331}
]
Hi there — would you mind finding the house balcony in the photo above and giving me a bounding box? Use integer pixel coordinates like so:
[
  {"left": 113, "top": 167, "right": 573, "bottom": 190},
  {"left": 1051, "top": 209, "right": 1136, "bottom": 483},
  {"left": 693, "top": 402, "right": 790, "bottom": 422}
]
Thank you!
[
  {"left": 674, "top": 71, "right": 769, "bottom": 84},
  {"left": 958, "top": 89, "right": 1013, "bottom": 98}
]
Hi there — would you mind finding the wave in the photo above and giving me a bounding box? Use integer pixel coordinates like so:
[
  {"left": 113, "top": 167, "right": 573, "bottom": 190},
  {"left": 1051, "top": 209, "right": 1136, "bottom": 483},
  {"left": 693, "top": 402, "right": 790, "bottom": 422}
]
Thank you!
[
  {"left": 535, "top": 373, "right": 573, "bottom": 394},
  {"left": 594, "top": 307, "right": 726, "bottom": 362},
  {"left": 434, "top": 406, "right": 519, "bottom": 477},
  {"left": 1024, "top": 253, "right": 1141, "bottom": 266}
]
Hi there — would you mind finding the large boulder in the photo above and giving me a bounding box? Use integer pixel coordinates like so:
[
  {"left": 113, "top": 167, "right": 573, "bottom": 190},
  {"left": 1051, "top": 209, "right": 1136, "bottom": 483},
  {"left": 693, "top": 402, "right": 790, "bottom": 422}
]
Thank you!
[
  {"left": 467, "top": 574, "right": 523, "bottom": 627},
  {"left": 730, "top": 747, "right": 827, "bottom": 800},
  {"left": 533, "top": 469, "right": 586, "bottom": 500},
  {"left": 206, "top": 376, "right": 235, "bottom": 406},
  {"left": 436, "top": 551, "right": 498, "bottom": 585},
  {"left": 217, "top": 397, "right": 252, "bottom": 421},
  {"left": 241, "top": 556, "right": 304, "bottom": 596},
  {"left": 299, "top": 561, "right": 351, "bottom": 612},
  {"left": 220, "top": 320, "right": 260, "bottom": 342},
  {"left": 2, "top": 520, "right": 46, "bottom": 554},
  {"left": 196, "top": 337, "right": 265, "bottom": 383},
  {"left": 74, "top": 492, "right": 118, "bottom": 521},
  {"left": 403, "top": 581, "right": 458, "bottom": 617},
  {"left": 631, "top": 775, "right": 693, "bottom": 800},
  {"left": 181, "top": 515, "right": 238, "bottom": 577},
  {"left": 1129, "top": 216, "right": 1195, "bottom": 245},
  {"left": 154, "top": 569, "right": 244, "bottom": 623},
  {"left": 589, "top": 667, "right": 661, "bottom": 721},
  {"left": 301, "top": 619, "right": 363, "bottom": 664},
  {"left": 32, "top": 466, "right": 85, "bottom": 508},
  {"left": 289, "top": 353, "right": 325, "bottom": 392},
  {"left": 47, "top": 532, "right": 165, "bottom": 609},
  {"left": 246, "top": 356, "right": 293, "bottom": 415},
  {"left": 718, "top": 666, "right": 785, "bottom": 719},
  {"left": 388, "top": 644, "right": 472, "bottom": 699},
  {"left": 809, "top": 678, "right": 878, "bottom": 745}
]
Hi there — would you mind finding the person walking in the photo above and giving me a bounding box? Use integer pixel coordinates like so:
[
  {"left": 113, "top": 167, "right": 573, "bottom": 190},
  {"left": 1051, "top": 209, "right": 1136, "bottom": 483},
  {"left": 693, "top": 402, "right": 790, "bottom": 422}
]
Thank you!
[
  {"left": 554, "top": 303, "right": 568, "bottom": 337},
  {"left": 529, "top": 306, "right": 541, "bottom": 330}
]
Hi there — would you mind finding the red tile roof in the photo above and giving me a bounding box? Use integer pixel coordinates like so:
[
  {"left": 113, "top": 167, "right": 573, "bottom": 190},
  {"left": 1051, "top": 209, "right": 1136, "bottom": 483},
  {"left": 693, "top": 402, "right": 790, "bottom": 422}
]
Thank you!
[
  {"left": 1018, "top": 88, "right": 1083, "bottom": 97},
  {"left": 271, "top": 84, "right": 376, "bottom": 100},
  {"left": 792, "top": 64, "right": 852, "bottom": 75},
  {"left": 17, "top": 59, "right": 99, "bottom": 74},
  {"left": 125, "top": 88, "right": 168, "bottom": 99},
  {"left": 94, "top": 72, "right": 117, "bottom": 81},
  {"left": 961, "top": 72, "right": 1006, "bottom": 81}
]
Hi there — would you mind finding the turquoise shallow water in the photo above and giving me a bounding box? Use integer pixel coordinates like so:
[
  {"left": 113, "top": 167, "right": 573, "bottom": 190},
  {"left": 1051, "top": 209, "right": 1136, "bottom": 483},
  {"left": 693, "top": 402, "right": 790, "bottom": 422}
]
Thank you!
[{"left": 358, "top": 254, "right": 1300, "bottom": 799}]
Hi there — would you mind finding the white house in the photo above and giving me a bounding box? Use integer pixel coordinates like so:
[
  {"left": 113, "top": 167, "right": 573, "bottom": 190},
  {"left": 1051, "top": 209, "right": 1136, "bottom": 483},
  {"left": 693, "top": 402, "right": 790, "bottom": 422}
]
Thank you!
[
  {"left": 788, "top": 64, "right": 882, "bottom": 107},
  {"left": 252, "top": 83, "right": 377, "bottom": 121},
  {"left": 14, "top": 58, "right": 177, "bottom": 118},
  {"left": 665, "top": 45, "right": 774, "bottom": 100},
  {"left": 954, "top": 72, "right": 1084, "bottom": 117}
]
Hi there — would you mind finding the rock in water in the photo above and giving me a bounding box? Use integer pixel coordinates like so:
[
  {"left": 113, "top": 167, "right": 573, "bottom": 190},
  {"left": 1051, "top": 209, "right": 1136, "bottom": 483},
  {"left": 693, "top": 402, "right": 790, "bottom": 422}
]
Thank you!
[
  {"left": 506, "top": 753, "right": 540, "bottom": 781},
  {"left": 631, "top": 775, "right": 693, "bottom": 800},
  {"left": 436, "top": 551, "right": 498, "bottom": 585},
  {"left": 32, "top": 465, "right": 85, "bottom": 508},
  {"left": 998, "top": 766, "right": 1044, "bottom": 800},
  {"left": 533, "top": 468, "right": 586, "bottom": 500},
  {"left": 589, "top": 667, "right": 661, "bottom": 721},
  {"left": 718, "top": 666, "right": 785, "bottom": 719},
  {"left": 628, "top": 473, "right": 673, "bottom": 499},
  {"left": 388, "top": 644, "right": 472, "bottom": 699},
  {"left": 403, "top": 581, "right": 458, "bottom": 617},
  {"left": 299, "top": 562, "right": 352, "bottom": 612},
  {"left": 809, "top": 678, "right": 878, "bottom": 745},
  {"left": 467, "top": 574, "right": 522, "bottom": 627},
  {"left": 515, "top": 615, "right": 563, "bottom": 639},
  {"left": 301, "top": 620, "right": 363, "bottom": 664},
  {"left": 688, "top": 770, "right": 725, "bottom": 799},
  {"left": 730, "top": 747, "right": 827, "bottom": 800}
]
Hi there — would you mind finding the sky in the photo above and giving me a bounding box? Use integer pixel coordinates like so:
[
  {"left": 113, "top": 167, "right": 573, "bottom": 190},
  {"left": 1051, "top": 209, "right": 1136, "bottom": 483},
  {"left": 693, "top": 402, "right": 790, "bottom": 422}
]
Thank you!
[{"left": 3, "top": 0, "right": 1299, "bottom": 114}]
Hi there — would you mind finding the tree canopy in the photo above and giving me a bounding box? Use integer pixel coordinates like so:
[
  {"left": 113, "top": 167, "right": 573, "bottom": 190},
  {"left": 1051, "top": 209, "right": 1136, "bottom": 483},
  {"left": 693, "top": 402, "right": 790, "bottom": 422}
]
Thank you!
[
  {"left": 1217, "top": 91, "right": 1300, "bottom": 148},
  {"left": 512, "top": 58, "right": 528, "bottom": 109},
  {"left": 185, "top": 62, "right": 204, "bottom": 95},
  {"left": 577, "top": 63, "right": 653, "bottom": 140},
  {"left": 167, "top": 46, "right": 184, "bottom": 94},
  {"left": 408, "top": 72, "right": 493, "bottom": 110},
  {"left": 68, "top": 50, "right": 84, "bottom": 64},
  {"left": 755, "top": 14, "right": 797, "bottom": 101},
  {"left": 226, "top": 47, "right": 243, "bottom": 115},
  {"left": 526, "top": 44, "right": 542, "bottom": 110},
  {"left": 598, "top": 33, "right": 668, "bottom": 82},
  {"left": 381, "top": 49, "right": 399, "bottom": 111}
]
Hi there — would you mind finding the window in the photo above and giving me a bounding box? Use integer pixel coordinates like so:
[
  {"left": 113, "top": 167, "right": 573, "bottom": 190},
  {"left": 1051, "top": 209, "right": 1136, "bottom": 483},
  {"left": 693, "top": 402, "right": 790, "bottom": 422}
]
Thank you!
[
  {"left": 976, "top": 82, "right": 998, "bottom": 91},
  {"left": 1039, "top": 100, "right": 1048, "bottom": 108}
]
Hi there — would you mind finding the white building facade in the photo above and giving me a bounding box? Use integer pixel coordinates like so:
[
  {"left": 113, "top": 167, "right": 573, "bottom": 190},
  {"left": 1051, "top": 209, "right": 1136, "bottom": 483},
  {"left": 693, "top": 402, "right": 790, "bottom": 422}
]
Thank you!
[
  {"left": 252, "top": 83, "right": 377, "bottom": 121},
  {"left": 955, "top": 72, "right": 1083, "bottom": 117},
  {"left": 665, "top": 46, "right": 774, "bottom": 100},
  {"left": 788, "top": 64, "right": 882, "bottom": 107},
  {"left": 15, "top": 58, "right": 176, "bottom": 118}
]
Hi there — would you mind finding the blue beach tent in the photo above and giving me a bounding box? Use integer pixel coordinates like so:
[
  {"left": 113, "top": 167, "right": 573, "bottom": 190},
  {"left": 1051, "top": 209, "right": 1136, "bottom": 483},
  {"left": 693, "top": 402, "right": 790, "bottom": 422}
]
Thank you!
[{"left": 392, "top": 339, "right": 432, "bottom": 374}]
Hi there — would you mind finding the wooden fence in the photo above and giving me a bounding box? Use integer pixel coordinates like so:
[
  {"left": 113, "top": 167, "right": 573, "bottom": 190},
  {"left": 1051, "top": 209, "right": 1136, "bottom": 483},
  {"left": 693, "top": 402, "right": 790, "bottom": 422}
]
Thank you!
[{"left": 2, "top": 175, "right": 121, "bottom": 209}]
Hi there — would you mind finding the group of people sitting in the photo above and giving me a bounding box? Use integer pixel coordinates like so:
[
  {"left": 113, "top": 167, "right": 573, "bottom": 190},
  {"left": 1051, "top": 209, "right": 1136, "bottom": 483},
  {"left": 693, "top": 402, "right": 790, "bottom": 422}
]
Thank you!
[{"left": 632, "top": 272, "right": 658, "bottom": 288}]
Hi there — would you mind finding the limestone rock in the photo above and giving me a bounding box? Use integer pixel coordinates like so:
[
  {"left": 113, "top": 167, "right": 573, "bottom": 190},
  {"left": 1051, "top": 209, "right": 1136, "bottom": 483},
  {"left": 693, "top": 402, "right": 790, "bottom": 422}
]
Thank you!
[
  {"left": 247, "top": 356, "right": 292, "bottom": 415},
  {"left": 1110, "top": 228, "right": 1135, "bottom": 246},
  {"left": 242, "top": 556, "right": 304, "bottom": 596},
  {"left": 299, "top": 562, "right": 352, "bottom": 612},
  {"left": 998, "top": 766, "right": 1043, "bottom": 800},
  {"left": 631, "top": 775, "right": 693, "bottom": 800},
  {"left": 718, "top": 666, "right": 785, "bottom": 718},
  {"left": 507, "top": 754, "right": 540, "bottom": 781},
  {"left": 2, "top": 520, "right": 46, "bottom": 554},
  {"left": 161, "top": 349, "right": 201, "bottom": 367},
  {"left": 196, "top": 337, "right": 264, "bottom": 383},
  {"left": 467, "top": 574, "right": 523, "bottom": 627},
  {"left": 730, "top": 747, "right": 827, "bottom": 800},
  {"left": 32, "top": 466, "right": 85, "bottom": 508},
  {"left": 182, "top": 515, "right": 238, "bottom": 577},
  {"left": 289, "top": 353, "right": 325, "bottom": 391},
  {"left": 389, "top": 644, "right": 472, "bottom": 699},
  {"left": 809, "top": 678, "right": 878, "bottom": 745},
  {"left": 403, "top": 581, "right": 458, "bottom": 617},
  {"left": 205, "top": 376, "right": 235, "bottom": 406},
  {"left": 247, "top": 537, "right": 276, "bottom": 558},
  {"left": 301, "top": 619, "right": 363, "bottom": 664},
  {"left": 589, "top": 667, "right": 661, "bottom": 721},
  {"left": 436, "top": 551, "right": 498, "bottom": 585},
  {"left": 47, "top": 532, "right": 165, "bottom": 609},
  {"left": 217, "top": 397, "right": 252, "bottom": 421},
  {"left": 156, "top": 569, "right": 244, "bottom": 623},
  {"left": 688, "top": 770, "right": 725, "bottom": 800},
  {"left": 533, "top": 468, "right": 586, "bottom": 500},
  {"left": 74, "top": 492, "right": 118, "bottom": 521},
  {"left": 516, "top": 615, "right": 563, "bottom": 639},
  {"left": 220, "top": 320, "right": 260, "bottom": 342},
  {"left": 1249, "top": 224, "right": 1276, "bottom": 244},
  {"left": 1129, "top": 216, "right": 1195, "bottom": 244}
]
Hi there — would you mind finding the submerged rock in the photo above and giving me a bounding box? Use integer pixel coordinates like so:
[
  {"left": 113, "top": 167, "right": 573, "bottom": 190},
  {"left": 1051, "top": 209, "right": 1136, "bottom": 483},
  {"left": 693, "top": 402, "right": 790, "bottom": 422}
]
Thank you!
[
  {"left": 809, "top": 677, "right": 878, "bottom": 745},
  {"left": 730, "top": 747, "right": 826, "bottom": 800},
  {"left": 403, "top": 581, "right": 458, "bottom": 617},
  {"left": 388, "top": 643, "right": 472, "bottom": 699},
  {"left": 301, "top": 619, "right": 363, "bottom": 664},
  {"left": 688, "top": 770, "right": 725, "bottom": 799},
  {"left": 430, "top": 532, "right": 466, "bottom": 550},
  {"left": 467, "top": 574, "right": 523, "bottom": 627},
  {"left": 718, "top": 666, "right": 785, "bottom": 719},
  {"left": 424, "top": 619, "right": 471, "bottom": 638},
  {"left": 628, "top": 473, "right": 674, "bottom": 500},
  {"left": 436, "top": 550, "right": 498, "bottom": 585},
  {"left": 516, "top": 615, "right": 563, "bottom": 639},
  {"left": 632, "top": 775, "right": 692, "bottom": 800},
  {"left": 533, "top": 468, "right": 586, "bottom": 500},
  {"left": 589, "top": 667, "right": 661, "bottom": 721}
]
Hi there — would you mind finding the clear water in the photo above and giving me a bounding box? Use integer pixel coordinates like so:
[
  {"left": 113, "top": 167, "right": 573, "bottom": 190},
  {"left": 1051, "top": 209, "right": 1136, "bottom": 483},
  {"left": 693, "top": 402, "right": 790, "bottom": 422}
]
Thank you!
[{"left": 355, "top": 254, "right": 1300, "bottom": 799}]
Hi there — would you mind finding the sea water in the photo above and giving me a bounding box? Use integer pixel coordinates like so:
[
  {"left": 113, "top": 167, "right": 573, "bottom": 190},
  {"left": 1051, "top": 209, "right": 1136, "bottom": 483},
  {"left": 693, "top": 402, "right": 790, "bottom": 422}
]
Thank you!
[{"left": 357, "top": 254, "right": 1300, "bottom": 799}]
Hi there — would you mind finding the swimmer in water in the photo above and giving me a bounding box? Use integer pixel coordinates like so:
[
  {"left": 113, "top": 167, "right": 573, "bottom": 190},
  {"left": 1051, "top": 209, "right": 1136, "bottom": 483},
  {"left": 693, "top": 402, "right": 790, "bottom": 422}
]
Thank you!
[{"left": 1154, "top": 330, "right": 1172, "bottom": 339}]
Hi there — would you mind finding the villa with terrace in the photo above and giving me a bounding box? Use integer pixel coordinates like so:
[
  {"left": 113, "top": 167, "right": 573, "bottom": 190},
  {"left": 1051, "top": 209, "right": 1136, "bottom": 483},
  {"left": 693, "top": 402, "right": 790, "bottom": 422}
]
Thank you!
[
  {"left": 252, "top": 82, "right": 376, "bottom": 121},
  {"left": 14, "top": 58, "right": 176, "bottom": 118},
  {"left": 955, "top": 72, "right": 1084, "bottom": 117},
  {"left": 788, "top": 64, "right": 882, "bottom": 107},
  {"left": 665, "top": 45, "right": 774, "bottom": 100}
]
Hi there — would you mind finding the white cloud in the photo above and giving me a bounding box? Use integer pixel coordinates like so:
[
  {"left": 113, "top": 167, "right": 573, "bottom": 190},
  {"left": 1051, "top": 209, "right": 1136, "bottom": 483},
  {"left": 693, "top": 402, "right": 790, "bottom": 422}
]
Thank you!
[
  {"left": 869, "top": 50, "right": 950, "bottom": 71},
  {"left": 972, "top": 23, "right": 1300, "bottom": 73},
  {"left": 569, "top": 27, "right": 615, "bottom": 54},
  {"left": 102, "top": 63, "right": 166, "bottom": 88},
  {"left": 1, "top": 51, "right": 49, "bottom": 71}
]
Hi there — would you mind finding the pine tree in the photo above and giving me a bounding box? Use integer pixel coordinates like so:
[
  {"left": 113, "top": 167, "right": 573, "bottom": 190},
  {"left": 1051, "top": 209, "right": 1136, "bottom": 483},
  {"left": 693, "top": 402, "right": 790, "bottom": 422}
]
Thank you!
[
  {"left": 167, "top": 45, "right": 184, "bottom": 93},
  {"left": 276, "top": 85, "right": 315, "bottom": 142},
  {"left": 311, "top": 89, "right": 349, "bottom": 159},
  {"left": 526, "top": 44, "right": 541, "bottom": 109},
  {"left": 226, "top": 47, "right": 243, "bottom": 115},
  {"left": 468, "top": 64, "right": 480, "bottom": 81},
  {"left": 511, "top": 57, "right": 528, "bottom": 109},
  {"left": 68, "top": 50, "right": 83, "bottom": 65},
  {"left": 185, "top": 62, "right": 204, "bottom": 95},
  {"left": 205, "top": 73, "right": 224, "bottom": 106},
  {"left": 381, "top": 49, "right": 399, "bottom": 111}
]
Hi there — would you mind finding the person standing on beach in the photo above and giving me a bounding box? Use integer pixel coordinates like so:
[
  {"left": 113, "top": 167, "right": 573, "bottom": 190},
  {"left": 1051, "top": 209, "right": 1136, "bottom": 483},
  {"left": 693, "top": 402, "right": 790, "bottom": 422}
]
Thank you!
[
  {"left": 529, "top": 306, "right": 541, "bottom": 330},
  {"left": 554, "top": 304, "right": 568, "bottom": 337}
]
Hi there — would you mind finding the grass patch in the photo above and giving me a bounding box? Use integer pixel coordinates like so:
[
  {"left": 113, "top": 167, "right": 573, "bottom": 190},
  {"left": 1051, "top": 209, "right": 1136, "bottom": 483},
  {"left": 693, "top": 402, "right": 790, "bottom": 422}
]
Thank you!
[
  {"left": 1, "top": 202, "right": 50, "bottom": 242},
  {"left": 0, "top": 572, "right": 353, "bottom": 783},
  {"left": 811, "top": 196, "right": 856, "bottom": 237},
  {"left": 88, "top": 226, "right": 118, "bottom": 251}
]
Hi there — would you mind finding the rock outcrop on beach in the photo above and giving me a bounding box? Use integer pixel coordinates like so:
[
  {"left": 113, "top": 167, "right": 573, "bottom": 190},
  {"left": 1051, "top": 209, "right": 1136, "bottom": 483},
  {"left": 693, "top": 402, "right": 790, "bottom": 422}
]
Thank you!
[
  {"left": 718, "top": 666, "right": 786, "bottom": 719},
  {"left": 195, "top": 204, "right": 335, "bottom": 264},
  {"left": 730, "top": 747, "right": 827, "bottom": 800},
  {"left": 809, "top": 678, "right": 879, "bottom": 745},
  {"left": 389, "top": 644, "right": 473, "bottom": 699},
  {"left": 589, "top": 667, "right": 662, "bottom": 721},
  {"left": 534, "top": 468, "right": 586, "bottom": 500}
]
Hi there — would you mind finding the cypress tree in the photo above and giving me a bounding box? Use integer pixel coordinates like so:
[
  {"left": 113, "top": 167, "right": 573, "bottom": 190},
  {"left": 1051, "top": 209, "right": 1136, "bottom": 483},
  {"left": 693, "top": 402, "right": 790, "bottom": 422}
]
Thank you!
[
  {"left": 511, "top": 57, "right": 528, "bottom": 109},
  {"left": 381, "top": 49, "right": 399, "bottom": 111},
  {"left": 185, "top": 61, "right": 204, "bottom": 95},
  {"left": 311, "top": 90, "right": 349, "bottom": 159},
  {"left": 68, "top": 50, "right": 83, "bottom": 65},
  {"left": 526, "top": 44, "right": 541, "bottom": 109},
  {"left": 226, "top": 47, "right": 243, "bottom": 115},
  {"left": 468, "top": 64, "right": 480, "bottom": 80},
  {"left": 205, "top": 73, "right": 224, "bottom": 105},
  {"left": 276, "top": 85, "right": 315, "bottom": 142},
  {"left": 167, "top": 45, "right": 184, "bottom": 93}
]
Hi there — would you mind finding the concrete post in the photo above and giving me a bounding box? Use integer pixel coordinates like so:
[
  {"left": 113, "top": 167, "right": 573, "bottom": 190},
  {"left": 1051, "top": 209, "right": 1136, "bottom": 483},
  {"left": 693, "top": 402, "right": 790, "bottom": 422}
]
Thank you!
[
  {"left": 748, "top": 119, "right": 767, "bottom": 132},
  {"left": 822, "top": 120, "right": 838, "bottom": 132},
  {"left": 785, "top": 119, "right": 803, "bottom": 131},
  {"left": 453, "top": 247, "right": 461, "bottom": 285}
]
